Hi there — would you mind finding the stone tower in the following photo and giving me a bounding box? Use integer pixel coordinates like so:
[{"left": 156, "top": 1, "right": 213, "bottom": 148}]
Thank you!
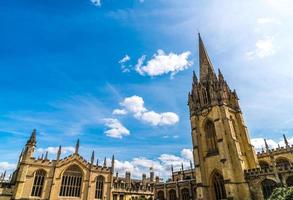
[{"left": 188, "top": 34, "right": 258, "bottom": 200}]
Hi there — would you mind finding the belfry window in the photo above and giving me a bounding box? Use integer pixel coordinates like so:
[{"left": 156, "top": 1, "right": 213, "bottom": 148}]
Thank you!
[
  {"left": 211, "top": 172, "right": 226, "bottom": 200},
  {"left": 261, "top": 179, "right": 277, "bottom": 199},
  {"left": 205, "top": 120, "right": 218, "bottom": 155},
  {"left": 31, "top": 169, "right": 46, "bottom": 197},
  {"left": 59, "top": 165, "right": 83, "bottom": 197},
  {"left": 95, "top": 175, "right": 105, "bottom": 199}
]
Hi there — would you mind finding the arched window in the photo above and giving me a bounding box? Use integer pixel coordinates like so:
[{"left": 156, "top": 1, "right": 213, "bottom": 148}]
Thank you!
[
  {"left": 286, "top": 176, "right": 293, "bottom": 187},
  {"left": 157, "top": 191, "right": 164, "bottom": 200},
  {"left": 259, "top": 161, "right": 270, "bottom": 169},
  {"left": 31, "top": 169, "right": 46, "bottom": 197},
  {"left": 276, "top": 158, "right": 290, "bottom": 168},
  {"left": 95, "top": 175, "right": 105, "bottom": 199},
  {"left": 205, "top": 120, "right": 218, "bottom": 155},
  {"left": 181, "top": 188, "right": 189, "bottom": 200},
  {"left": 59, "top": 165, "right": 83, "bottom": 197},
  {"left": 168, "top": 189, "right": 176, "bottom": 200},
  {"left": 261, "top": 179, "right": 277, "bottom": 199},
  {"left": 211, "top": 172, "right": 226, "bottom": 200}
]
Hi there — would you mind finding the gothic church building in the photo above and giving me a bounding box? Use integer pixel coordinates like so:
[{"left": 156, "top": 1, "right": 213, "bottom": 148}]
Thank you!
[{"left": 154, "top": 35, "right": 293, "bottom": 200}]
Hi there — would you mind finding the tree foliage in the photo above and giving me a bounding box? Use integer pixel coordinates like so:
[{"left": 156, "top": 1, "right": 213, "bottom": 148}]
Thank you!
[{"left": 268, "top": 187, "right": 293, "bottom": 200}]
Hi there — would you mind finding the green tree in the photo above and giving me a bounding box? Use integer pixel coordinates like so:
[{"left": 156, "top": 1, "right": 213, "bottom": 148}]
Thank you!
[{"left": 268, "top": 187, "right": 293, "bottom": 200}]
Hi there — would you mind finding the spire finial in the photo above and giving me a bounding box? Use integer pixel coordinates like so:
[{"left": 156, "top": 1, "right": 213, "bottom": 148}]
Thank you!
[
  {"left": 192, "top": 71, "right": 198, "bottom": 84},
  {"left": 45, "top": 151, "right": 48, "bottom": 160},
  {"left": 27, "top": 129, "right": 37, "bottom": 146},
  {"left": 91, "top": 151, "right": 95, "bottom": 165},
  {"left": 57, "top": 145, "right": 62, "bottom": 161},
  {"left": 181, "top": 163, "right": 184, "bottom": 171},
  {"left": 96, "top": 158, "right": 99, "bottom": 166},
  {"left": 283, "top": 134, "right": 290, "bottom": 148},
  {"left": 75, "top": 139, "right": 80, "bottom": 154},
  {"left": 218, "top": 68, "right": 224, "bottom": 81},
  {"left": 190, "top": 160, "right": 193, "bottom": 169},
  {"left": 111, "top": 155, "right": 115, "bottom": 173},
  {"left": 103, "top": 157, "right": 107, "bottom": 167},
  {"left": 198, "top": 34, "right": 216, "bottom": 83},
  {"left": 264, "top": 139, "right": 270, "bottom": 152}
]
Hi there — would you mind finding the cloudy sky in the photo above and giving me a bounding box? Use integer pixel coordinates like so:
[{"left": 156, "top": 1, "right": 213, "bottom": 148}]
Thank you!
[{"left": 0, "top": 0, "right": 293, "bottom": 179}]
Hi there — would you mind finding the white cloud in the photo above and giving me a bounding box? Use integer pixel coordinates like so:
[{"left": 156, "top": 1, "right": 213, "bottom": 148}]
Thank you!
[
  {"left": 119, "top": 55, "right": 131, "bottom": 64},
  {"left": 257, "top": 17, "right": 280, "bottom": 25},
  {"left": 251, "top": 136, "right": 292, "bottom": 151},
  {"left": 140, "top": 111, "right": 179, "bottom": 126},
  {"left": 112, "top": 109, "right": 128, "bottom": 115},
  {"left": 114, "top": 148, "right": 193, "bottom": 179},
  {"left": 104, "top": 118, "right": 130, "bottom": 139},
  {"left": 37, "top": 146, "right": 75, "bottom": 155},
  {"left": 0, "top": 162, "right": 16, "bottom": 171},
  {"left": 181, "top": 148, "right": 193, "bottom": 161},
  {"left": 114, "top": 95, "right": 179, "bottom": 126},
  {"left": 246, "top": 37, "right": 275, "bottom": 59},
  {"left": 135, "top": 49, "right": 192, "bottom": 77},
  {"left": 90, "top": 0, "right": 101, "bottom": 7},
  {"left": 119, "top": 96, "right": 147, "bottom": 117},
  {"left": 119, "top": 55, "right": 131, "bottom": 73}
]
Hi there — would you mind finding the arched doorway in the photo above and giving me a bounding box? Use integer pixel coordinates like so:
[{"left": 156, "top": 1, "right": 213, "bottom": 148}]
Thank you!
[
  {"left": 168, "top": 189, "right": 176, "bottom": 200},
  {"left": 211, "top": 172, "right": 227, "bottom": 200},
  {"left": 286, "top": 176, "right": 293, "bottom": 187},
  {"left": 261, "top": 179, "right": 277, "bottom": 199},
  {"left": 157, "top": 191, "right": 164, "bottom": 200},
  {"left": 181, "top": 188, "right": 189, "bottom": 200}
]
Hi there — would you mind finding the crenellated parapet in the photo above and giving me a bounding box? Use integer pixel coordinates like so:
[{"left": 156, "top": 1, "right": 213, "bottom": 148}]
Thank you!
[
  {"left": 244, "top": 165, "right": 293, "bottom": 179},
  {"left": 257, "top": 145, "right": 293, "bottom": 158}
]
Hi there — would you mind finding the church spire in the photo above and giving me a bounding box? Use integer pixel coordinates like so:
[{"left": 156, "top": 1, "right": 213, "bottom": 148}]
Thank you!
[
  {"left": 75, "top": 139, "right": 80, "bottom": 154},
  {"left": 198, "top": 33, "right": 216, "bottom": 83},
  {"left": 26, "top": 129, "right": 37, "bottom": 146},
  {"left": 283, "top": 134, "right": 290, "bottom": 148}
]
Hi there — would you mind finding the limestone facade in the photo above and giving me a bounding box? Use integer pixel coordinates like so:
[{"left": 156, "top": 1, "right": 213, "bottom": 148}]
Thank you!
[
  {"left": 154, "top": 34, "right": 293, "bottom": 200},
  {"left": 0, "top": 131, "right": 156, "bottom": 200}
]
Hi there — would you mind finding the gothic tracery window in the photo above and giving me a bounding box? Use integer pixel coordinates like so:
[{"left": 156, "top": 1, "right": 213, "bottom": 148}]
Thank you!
[
  {"left": 169, "top": 189, "right": 176, "bottom": 200},
  {"left": 181, "top": 188, "right": 190, "bottom": 200},
  {"left": 259, "top": 161, "right": 270, "bottom": 169},
  {"left": 205, "top": 120, "right": 218, "bottom": 155},
  {"left": 261, "top": 179, "right": 277, "bottom": 199},
  {"left": 95, "top": 175, "right": 105, "bottom": 199},
  {"left": 276, "top": 158, "right": 290, "bottom": 168},
  {"left": 211, "top": 172, "right": 226, "bottom": 200},
  {"left": 59, "top": 165, "right": 83, "bottom": 197},
  {"left": 31, "top": 169, "right": 46, "bottom": 197}
]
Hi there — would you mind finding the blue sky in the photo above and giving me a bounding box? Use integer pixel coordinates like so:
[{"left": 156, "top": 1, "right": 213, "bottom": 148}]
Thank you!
[{"left": 0, "top": 0, "right": 293, "bottom": 178}]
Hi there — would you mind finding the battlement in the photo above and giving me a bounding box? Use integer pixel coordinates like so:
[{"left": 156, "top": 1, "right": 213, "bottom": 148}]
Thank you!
[
  {"left": 244, "top": 165, "right": 293, "bottom": 179},
  {"left": 256, "top": 145, "right": 293, "bottom": 158}
]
